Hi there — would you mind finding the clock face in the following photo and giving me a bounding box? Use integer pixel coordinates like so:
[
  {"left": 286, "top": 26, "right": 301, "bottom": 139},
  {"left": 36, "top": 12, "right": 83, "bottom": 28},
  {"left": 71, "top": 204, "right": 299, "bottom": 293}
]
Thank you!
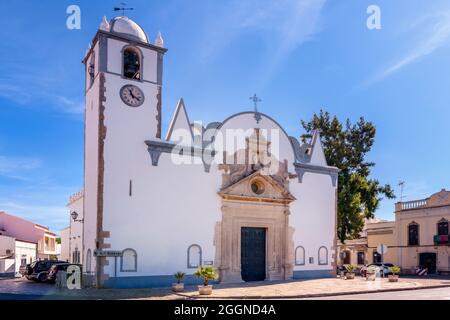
[{"left": 120, "top": 85, "right": 145, "bottom": 107}]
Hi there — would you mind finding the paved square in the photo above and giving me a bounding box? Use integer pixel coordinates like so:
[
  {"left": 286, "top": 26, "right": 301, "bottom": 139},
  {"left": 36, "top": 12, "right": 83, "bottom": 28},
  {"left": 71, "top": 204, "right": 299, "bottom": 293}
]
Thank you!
[{"left": 1, "top": 276, "right": 450, "bottom": 300}]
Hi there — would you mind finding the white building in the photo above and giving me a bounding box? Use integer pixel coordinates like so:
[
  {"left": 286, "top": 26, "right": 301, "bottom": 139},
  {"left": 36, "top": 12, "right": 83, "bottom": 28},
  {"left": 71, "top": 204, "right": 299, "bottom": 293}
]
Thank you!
[
  {"left": 60, "top": 191, "right": 84, "bottom": 265},
  {"left": 81, "top": 16, "right": 338, "bottom": 288},
  {"left": 0, "top": 231, "right": 37, "bottom": 277},
  {"left": 0, "top": 235, "right": 15, "bottom": 277},
  {"left": 59, "top": 227, "right": 70, "bottom": 262},
  {"left": 14, "top": 240, "right": 37, "bottom": 275}
]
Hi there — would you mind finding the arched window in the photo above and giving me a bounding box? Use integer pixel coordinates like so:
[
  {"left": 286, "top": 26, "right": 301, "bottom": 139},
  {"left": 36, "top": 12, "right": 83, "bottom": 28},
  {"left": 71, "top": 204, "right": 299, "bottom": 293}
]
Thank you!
[
  {"left": 295, "top": 246, "right": 305, "bottom": 265},
  {"left": 187, "top": 244, "right": 202, "bottom": 268},
  {"left": 123, "top": 47, "right": 141, "bottom": 80},
  {"left": 437, "top": 219, "right": 449, "bottom": 236},
  {"left": 408, "top": 222, "right": 419, "bottom": 246},
  {"left": 318, "top": 246, "right": 328, "bottom": 265},
  {"left": 120, "top": 248, "right": 137, "bottom": 272},
  {"left": 85, "top": 249, "right": 92, "bottom": 273}
]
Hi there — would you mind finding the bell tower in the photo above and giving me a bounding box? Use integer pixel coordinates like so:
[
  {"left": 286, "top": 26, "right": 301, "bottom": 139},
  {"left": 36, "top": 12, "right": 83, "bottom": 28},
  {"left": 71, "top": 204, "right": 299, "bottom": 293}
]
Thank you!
[{"left": 82, "top": 15, "right": 167, "bottom": 287}]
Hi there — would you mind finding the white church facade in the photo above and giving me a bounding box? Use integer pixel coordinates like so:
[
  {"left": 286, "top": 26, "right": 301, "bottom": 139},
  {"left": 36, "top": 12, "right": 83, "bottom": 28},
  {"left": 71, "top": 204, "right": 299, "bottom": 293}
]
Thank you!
[{"left": 80, "top": 15, "right": 339, "bottom": 288}]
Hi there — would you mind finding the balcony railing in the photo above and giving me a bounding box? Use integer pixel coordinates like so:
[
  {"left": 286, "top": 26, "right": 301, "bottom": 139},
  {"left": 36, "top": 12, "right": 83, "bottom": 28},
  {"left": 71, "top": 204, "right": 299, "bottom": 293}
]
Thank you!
[
  {"left": 433, "top": 235, "right": 449, "bottom": 245},
  {"left": 44, "top": 245, "right": 56, "bottom": 253},
  {"left": 396, "top": 199, "right": 428, "bottom": 211}
]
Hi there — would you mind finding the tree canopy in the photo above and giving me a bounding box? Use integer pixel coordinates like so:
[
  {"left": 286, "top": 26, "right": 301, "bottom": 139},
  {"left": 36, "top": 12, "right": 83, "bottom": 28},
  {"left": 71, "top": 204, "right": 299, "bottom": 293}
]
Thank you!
[{"left": 301, "top": 110, "right": 395, "bottom": 243}]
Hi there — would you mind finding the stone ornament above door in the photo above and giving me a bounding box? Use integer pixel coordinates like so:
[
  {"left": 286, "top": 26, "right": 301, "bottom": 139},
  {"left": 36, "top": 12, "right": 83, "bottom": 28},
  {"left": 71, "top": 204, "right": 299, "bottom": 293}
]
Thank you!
[{"left": 218, "top": 170, "right": 296, "bottom": 205}]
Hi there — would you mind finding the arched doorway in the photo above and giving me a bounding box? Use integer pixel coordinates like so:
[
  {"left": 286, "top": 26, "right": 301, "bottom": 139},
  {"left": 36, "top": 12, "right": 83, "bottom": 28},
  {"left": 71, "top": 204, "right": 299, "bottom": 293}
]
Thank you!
[{"left": 419, "top": 253, "right": 436, "bottom": 274}]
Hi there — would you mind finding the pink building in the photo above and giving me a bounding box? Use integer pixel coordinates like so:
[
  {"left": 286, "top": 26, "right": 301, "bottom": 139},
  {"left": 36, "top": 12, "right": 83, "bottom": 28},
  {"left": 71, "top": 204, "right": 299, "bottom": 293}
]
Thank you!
[{"left": 0, "top": 212, "right": 57, "bottom": 260}]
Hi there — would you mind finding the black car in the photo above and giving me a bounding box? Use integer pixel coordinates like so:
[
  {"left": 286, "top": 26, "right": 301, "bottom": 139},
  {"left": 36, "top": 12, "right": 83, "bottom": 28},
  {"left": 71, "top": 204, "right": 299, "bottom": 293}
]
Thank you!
[
  {"left": 47, "top": 263, "right": 82, "bottom": 283},
  {"left": 21, "top": 260, "right": 68, "bottom": 282}
]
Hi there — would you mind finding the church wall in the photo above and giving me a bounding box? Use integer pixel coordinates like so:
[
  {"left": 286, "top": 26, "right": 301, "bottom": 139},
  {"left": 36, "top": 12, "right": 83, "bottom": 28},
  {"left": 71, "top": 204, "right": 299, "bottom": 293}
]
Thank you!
[
  {"left": 214, "top": 113, "right": 336, "bottom": 278},
  {"left": 290, "top": 172, "right": 336, "bottom": 276},
  {"left": 99, "top": 110, "right": 337, "bottom": 286},
  {"left": 80, "top": 20, "right": 338, "bottom": 287},
  {"left": 83, "top": 65, "right": 101, "bottom": 276},
  {"left": 101, "top": 152, "right": 222, "bottom": 283},
  {"left": 99, "top": 58, "right": 222, "bottom": 284},
  {"left": 84, "top": 41, "right": 100, "bottom": 92}
]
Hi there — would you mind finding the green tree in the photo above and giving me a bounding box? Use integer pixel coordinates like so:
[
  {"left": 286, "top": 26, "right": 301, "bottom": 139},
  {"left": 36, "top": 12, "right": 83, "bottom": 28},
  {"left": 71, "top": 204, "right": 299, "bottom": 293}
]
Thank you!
[{"left": 301, "top": 110, "right": 395, "bottom": 243}]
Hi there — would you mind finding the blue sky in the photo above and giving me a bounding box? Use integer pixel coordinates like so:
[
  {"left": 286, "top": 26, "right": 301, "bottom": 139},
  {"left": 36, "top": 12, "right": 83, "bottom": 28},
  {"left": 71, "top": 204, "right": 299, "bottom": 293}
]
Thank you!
[{"left": 1, "top": 0, "right": 450, "bottom": 232}]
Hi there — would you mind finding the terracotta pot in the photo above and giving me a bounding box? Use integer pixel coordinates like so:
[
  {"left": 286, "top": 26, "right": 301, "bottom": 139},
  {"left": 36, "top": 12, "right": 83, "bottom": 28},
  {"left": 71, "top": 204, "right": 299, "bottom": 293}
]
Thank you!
[
  {"left": 198, "top": 285, "right": 213, "bottom": 295},
  {"left": 388, "top": 275, "right": 399, "bottom": 282},
  {"left": 172, "top": 283, "right": 184, "bottom": 292},
  {"left": 346, "top": 273, "right": 355, "bottom": 280}
]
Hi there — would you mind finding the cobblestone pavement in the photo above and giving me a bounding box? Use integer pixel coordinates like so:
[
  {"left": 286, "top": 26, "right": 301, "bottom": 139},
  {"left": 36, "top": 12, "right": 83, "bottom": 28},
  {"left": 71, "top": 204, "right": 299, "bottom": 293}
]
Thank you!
[
  {"left": 0, "top": 277, "right": 56, "bottom": 297},
  {"left": 301, "top": 286, "right": 450, "bottom": 300},
  {"left": 174, "top": 276, "right": 450, "bottom": 299},
  {"left": 0, "top": 277, "right": 177, "bottom": 300},
  {"left": 1, "top": 276, "right": 450, "bottom": 300}
]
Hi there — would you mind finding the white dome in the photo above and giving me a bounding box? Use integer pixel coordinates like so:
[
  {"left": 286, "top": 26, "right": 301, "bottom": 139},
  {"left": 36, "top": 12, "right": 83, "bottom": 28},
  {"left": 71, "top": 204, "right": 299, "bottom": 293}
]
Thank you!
[{"left": 110, "top": 16, "right": 148, "bottom": 43}]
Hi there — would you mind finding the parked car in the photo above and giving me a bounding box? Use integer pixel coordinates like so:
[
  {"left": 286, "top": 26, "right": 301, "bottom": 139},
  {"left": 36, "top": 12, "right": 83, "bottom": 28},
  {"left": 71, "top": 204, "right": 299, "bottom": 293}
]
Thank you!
[
  {"left": 47, "top": 263, "right": 70, "bottom": 283},
  {"left": 21, "top": 260, "right": 68, "bottom": 282},
  {"left": 360, "top": 263, "right": 394, "bottom": 277}
]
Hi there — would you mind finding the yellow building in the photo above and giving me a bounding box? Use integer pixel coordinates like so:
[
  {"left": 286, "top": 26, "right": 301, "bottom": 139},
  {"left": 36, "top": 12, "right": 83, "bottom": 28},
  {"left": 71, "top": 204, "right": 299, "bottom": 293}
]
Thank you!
[
  {"left": 338, "top": 219, "right": 396, "bottom": 268},
  {"left": 338, "top": 189, "right": 450, "bottom": 274},
  {"left": 366, "top": 220, "right": 396, "bottom": 267},
  {"left": 394, "top": 189, "right": 450, "bottom": 274}
]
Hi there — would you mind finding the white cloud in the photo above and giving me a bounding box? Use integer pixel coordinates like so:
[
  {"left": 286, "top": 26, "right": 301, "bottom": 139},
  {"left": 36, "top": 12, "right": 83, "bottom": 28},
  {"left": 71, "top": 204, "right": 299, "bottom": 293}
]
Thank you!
[
  {"left": 0, "top": 155, "right": 41, "bottom": 180},
  {"left": 366, "top": 11, "right": 450, "bottom": 85},
  {"left": 55, "top": 96, "right": 84, "bottom": 115},
  {"left": 198, "top": 0, "right": 326, "bottom": 86},
  {"left": 0, "top": 83, "right": 33, "bottom": 104},
  {"left": 0, "top": 71, "right": 83, "bottom": 116}
]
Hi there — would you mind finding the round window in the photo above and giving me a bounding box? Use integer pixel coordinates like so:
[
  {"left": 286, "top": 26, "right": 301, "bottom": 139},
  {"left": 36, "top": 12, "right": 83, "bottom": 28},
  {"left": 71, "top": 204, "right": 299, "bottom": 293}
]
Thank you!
[{"left": 251, "top": 180, "right": 265, "bottom": 195}]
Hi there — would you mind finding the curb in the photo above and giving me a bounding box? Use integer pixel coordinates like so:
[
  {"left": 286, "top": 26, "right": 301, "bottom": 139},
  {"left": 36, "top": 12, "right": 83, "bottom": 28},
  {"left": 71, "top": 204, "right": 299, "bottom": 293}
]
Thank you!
[{"left": 173, "top": 283, "right": 450, "bottom": 300}]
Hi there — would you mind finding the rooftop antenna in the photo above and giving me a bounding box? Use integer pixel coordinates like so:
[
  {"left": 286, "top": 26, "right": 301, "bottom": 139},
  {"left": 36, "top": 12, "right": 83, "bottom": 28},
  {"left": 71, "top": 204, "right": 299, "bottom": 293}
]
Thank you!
[
  {"left": 398, "top": 181, "right": 405, "bottom": 202},
  {"left": 114, "top": 2, "right": 134, "bottom": 16}
]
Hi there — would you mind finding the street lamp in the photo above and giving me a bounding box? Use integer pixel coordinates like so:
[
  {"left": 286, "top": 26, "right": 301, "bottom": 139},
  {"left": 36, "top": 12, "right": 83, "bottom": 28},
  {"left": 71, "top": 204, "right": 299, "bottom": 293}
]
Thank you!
[{"left": 71, "top": 211, "right": 83, "bottom": 222}]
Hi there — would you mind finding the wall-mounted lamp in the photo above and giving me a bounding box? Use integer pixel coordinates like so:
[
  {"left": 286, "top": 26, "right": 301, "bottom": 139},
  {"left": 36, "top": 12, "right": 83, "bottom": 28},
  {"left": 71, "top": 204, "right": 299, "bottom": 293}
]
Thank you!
[{"left": 71, "top": 211, "right": 84, "bottom": 223}]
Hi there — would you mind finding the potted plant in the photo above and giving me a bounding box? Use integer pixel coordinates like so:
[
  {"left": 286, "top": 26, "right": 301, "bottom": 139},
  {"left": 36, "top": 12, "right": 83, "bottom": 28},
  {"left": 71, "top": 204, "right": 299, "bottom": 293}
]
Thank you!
[
  {"left": 388, "top": 266, "right": 401, "bottom": 282},
  {"left": 172, "top": 271, "right": 186, "bottom": 292},
  {"left": 366, "top": 266, "right": 377, "bottom": 281},
  {"left": 194, "top": 266, "right": 219, "bottom": 295},
  {"left": 345, "top": 265, "right": 357, "bottom": 279}
]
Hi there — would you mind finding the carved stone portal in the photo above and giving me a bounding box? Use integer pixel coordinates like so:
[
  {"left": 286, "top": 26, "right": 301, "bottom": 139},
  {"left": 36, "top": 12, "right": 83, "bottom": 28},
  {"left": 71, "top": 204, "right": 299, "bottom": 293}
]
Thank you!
[{"left": 215, "top": 166, "right": 296, "bottom": 283}]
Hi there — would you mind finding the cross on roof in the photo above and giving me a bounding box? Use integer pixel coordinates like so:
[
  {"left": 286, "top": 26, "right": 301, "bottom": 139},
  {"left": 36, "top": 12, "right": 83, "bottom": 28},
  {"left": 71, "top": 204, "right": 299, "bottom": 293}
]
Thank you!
[
  {"left": 249, "top": 94, "right": 262, "bottom": 124},
  {"left": 249, "top": 94, "right": 262, "bottom": 113}
]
